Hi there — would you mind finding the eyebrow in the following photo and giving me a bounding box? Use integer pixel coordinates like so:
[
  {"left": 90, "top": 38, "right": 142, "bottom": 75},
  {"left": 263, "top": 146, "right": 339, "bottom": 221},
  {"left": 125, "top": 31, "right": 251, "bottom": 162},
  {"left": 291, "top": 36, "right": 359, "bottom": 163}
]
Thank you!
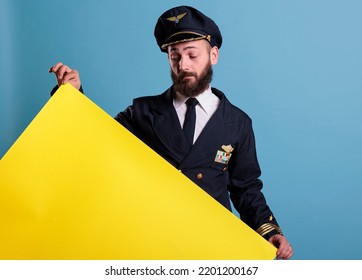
[{"left": 170, "top": 45, "right": 198, "bottom": 52}]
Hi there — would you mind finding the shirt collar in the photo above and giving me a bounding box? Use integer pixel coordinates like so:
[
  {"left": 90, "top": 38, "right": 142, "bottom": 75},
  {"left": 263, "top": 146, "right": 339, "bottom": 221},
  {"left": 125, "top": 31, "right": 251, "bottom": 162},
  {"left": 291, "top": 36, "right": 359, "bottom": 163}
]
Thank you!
[{"left": 173, "top": 86, "right": 215, "bottom": 115}]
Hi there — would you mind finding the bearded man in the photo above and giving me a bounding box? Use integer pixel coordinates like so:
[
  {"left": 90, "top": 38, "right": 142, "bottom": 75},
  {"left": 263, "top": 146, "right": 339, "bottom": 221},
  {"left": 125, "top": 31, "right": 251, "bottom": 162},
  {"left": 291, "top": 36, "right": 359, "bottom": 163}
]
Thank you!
[{"left": 49, "top": 5, "right": 293, "bottom": 260}]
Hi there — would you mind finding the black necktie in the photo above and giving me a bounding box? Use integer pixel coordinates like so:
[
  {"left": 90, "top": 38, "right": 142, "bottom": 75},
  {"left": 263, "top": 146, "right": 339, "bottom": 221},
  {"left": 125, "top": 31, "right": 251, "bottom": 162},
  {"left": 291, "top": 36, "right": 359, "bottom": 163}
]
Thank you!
[{"left": 183, "top": 98, "right": 199, "bottom": 146}]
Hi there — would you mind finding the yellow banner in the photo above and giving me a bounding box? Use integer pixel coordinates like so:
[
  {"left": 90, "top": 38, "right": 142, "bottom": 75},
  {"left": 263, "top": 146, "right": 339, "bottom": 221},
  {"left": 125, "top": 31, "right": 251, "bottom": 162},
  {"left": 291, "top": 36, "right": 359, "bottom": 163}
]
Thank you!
[{"left": 0, "top": 84, "right": 276, "bottom": 260}]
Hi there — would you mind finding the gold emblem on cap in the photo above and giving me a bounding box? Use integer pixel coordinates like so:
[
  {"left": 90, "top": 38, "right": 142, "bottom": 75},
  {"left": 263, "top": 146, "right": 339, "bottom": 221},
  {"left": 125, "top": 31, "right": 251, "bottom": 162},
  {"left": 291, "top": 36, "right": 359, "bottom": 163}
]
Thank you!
[
  {"left": 166, "top": 12, "right": 187, "bottom": 23},
  {"left": 221, "top": 144, "right": 234, "bottom": 153}
]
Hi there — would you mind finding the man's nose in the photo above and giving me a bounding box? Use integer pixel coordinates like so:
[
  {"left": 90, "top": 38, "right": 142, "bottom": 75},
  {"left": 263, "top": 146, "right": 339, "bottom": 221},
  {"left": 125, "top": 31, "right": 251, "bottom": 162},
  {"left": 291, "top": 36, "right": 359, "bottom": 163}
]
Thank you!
[{"left": 178, "top": 56, "right": 190, "bottom": 71}]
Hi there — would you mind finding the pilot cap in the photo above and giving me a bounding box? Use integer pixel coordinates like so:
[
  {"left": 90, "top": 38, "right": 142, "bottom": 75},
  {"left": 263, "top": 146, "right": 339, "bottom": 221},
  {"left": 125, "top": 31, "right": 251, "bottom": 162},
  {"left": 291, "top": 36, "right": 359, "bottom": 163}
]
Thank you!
[{"left": 154, "top": 6, "right": 222, "bottom": 52}]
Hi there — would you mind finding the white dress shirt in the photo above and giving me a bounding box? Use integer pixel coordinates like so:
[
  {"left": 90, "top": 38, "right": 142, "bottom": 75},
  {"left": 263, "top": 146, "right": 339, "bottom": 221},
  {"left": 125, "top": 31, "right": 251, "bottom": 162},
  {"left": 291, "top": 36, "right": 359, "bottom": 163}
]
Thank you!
[{"left": 173, "top": 86, "right": 220, "bottom": 144}]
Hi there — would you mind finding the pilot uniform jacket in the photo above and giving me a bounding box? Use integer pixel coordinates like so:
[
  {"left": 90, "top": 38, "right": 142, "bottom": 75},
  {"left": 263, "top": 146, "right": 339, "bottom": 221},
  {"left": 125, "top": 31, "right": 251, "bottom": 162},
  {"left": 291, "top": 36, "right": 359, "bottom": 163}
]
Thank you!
[{"left": 115, "top": 86, "right": 282, "bottom": 239}]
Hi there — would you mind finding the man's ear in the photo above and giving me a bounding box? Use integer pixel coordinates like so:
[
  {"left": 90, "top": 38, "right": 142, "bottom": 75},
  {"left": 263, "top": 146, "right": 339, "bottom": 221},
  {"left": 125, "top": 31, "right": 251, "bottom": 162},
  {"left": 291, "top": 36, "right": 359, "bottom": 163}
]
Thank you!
[{"left": 210, "top": 46, "right": 219, "bottom": 65}]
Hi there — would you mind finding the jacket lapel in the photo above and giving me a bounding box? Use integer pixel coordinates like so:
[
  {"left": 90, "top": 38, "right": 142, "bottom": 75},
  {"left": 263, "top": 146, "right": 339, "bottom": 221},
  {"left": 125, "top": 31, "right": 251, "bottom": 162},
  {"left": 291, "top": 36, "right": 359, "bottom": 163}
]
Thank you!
[
  {"left": 179, "top": 89, "right": 232, "bottom": 169},
  {"left": 151, "top": 88, "right": 191, "bottom": 163},
  {"left": 150, "top": 87, "right": 235, "bottom": 169}
]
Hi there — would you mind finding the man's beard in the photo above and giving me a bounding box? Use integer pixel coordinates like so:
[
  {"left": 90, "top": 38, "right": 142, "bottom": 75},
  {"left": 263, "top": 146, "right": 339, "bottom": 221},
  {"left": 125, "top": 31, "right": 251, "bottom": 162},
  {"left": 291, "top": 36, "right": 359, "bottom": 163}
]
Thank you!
[{"left": 171, "top": 63, "right": 213, "bottom": 97}]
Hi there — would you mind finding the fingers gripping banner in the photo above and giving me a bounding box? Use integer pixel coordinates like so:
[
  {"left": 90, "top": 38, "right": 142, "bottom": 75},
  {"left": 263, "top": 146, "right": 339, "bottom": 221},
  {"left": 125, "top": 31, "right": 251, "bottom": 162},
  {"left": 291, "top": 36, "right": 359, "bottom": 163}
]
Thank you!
[{"left": 0, "top": 84, "right": 276, "bottom": 260}]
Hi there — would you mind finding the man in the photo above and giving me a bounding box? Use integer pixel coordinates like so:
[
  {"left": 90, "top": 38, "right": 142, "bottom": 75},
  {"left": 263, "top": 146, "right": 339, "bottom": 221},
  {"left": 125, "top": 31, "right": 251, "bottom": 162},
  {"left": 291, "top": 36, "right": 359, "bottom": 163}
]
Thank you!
[{"left": 49, "top": 5, "right": 293, "bottom": 259}]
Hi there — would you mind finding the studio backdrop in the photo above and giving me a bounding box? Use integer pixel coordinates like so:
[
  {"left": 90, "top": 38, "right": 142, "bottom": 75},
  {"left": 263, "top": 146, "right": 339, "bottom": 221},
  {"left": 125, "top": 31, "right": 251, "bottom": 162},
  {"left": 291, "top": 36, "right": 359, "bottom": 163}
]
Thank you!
[{"left": 1, "top": 0, "right": 362, "bottom": 260}]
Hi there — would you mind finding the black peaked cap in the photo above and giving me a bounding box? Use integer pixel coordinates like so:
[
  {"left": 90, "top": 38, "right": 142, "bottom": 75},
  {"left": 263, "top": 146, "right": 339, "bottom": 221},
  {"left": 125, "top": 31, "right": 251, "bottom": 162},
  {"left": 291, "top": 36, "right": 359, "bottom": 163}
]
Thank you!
[{"left": 154, "top": 6, "right": 222, "bottom": 52}]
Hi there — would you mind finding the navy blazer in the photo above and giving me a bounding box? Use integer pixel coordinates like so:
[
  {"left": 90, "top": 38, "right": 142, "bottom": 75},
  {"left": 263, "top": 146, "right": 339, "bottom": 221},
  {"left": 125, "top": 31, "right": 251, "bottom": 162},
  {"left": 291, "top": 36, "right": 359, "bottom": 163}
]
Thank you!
[{"left": 115, "top": 86, "right": 282, "bottom": 239}]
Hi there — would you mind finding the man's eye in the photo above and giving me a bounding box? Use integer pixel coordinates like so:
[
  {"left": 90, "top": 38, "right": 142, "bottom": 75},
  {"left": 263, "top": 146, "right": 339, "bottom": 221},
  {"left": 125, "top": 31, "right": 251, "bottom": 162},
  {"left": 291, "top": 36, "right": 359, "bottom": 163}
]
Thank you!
[{"left": 171, "top": 55, "right": 179, "bottom": 61}]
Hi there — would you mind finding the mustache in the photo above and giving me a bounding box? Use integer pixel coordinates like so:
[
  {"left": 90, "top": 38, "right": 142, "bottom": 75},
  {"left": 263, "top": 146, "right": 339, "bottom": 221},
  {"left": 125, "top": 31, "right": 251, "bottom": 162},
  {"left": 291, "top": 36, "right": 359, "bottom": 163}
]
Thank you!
[{"left": 178, "top": 71, "right": 197, "bottom": 79}]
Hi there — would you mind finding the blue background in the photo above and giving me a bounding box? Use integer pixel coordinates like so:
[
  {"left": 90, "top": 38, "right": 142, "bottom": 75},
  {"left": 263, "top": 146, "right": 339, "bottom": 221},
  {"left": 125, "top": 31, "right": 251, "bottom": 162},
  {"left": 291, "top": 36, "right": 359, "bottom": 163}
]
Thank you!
[{"left": 1, "top": 0, "right": 361, "bottom": 260}]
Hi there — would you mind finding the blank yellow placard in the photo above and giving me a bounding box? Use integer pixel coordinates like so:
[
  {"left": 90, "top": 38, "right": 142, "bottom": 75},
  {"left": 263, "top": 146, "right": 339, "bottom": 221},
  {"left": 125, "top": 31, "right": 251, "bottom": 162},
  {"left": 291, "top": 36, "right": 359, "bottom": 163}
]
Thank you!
[{"left": 0, "top": 84, "right": 276, "bottom": 260}]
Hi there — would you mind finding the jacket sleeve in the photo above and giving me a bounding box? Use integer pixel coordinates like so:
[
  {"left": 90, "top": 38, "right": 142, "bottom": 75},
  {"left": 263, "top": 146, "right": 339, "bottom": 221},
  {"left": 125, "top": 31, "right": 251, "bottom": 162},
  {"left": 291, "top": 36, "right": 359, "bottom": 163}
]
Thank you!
[
  {"left": 114, "top": 105, "right": 135, "bottom": 133},
  {"left": 227, "top": 117, "right": 283, "bottom": 240}
]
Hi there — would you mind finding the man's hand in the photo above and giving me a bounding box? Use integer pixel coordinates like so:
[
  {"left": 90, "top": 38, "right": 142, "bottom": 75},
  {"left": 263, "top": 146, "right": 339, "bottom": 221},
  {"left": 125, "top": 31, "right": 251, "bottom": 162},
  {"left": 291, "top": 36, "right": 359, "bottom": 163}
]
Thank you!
[
  {"left": 269, "top": 234, "right": 293, "bottom": 260},
  {"left": 49, "top": 62, "right": 81, "bottom": 90}
]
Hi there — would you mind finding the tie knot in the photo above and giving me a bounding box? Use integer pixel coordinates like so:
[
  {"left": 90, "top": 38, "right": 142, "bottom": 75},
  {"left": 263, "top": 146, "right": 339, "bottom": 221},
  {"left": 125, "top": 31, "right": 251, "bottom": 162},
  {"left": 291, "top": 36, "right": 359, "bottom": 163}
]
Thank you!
[{"left": 186, "top": 98, "right": 199, "bottom": 107}]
